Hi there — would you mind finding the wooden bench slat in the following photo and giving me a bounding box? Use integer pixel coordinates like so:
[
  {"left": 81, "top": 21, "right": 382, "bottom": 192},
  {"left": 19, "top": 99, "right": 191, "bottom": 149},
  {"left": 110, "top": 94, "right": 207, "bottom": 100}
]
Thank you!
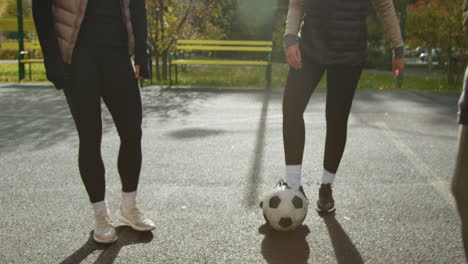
[
  {"left": 0, "top": 19, "right": 35, "bottom": 31},
  {"left": 171, "top": 59, "right": 269, "bottom": 66},
  {"left": 19, "top": 59, "right": 44, "bottom": 63},
  {"left": 177, "top": 40, "right": 272, "bottom": 46},
  {"left": 170, "top": 40, "right": 273, "bottom": 87},
  {"left": 176, "top": 45, "right": 272, "bottom": 52}
]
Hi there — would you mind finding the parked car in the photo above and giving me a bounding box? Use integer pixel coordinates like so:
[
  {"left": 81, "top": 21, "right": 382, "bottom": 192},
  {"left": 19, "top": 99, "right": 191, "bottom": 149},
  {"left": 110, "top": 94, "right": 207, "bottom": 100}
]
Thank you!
[
  {"left": 415, "top": 46, "right": 427, "bottom": 57},
  {"left": 419, "top": 48, "right": 440, "bottom": 61}
]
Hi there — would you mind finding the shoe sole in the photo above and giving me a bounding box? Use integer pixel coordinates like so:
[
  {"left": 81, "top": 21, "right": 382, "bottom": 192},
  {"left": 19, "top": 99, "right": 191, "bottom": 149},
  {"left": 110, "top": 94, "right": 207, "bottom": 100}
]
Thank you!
[
  {"left": 116, "top": 210, "right": 156, "bottom": 232},
  {"left": 315, "top": 206, "right": 336, "bottom": 213},
  {"left": 93, "top": 233, "right": 117, "bottom": 244}
]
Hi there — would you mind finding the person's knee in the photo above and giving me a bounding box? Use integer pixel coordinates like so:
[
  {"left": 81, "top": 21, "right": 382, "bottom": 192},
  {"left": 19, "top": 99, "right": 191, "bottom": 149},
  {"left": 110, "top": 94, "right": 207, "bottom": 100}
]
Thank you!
[
  {"left": 120, "top": 127, "right": 142, "bottom": 144},
  {"left": 77, "top": 131, "right": 102, "bottom": 150},
  {"left": 283, "top": 105, "right": 304, "bottom": 124},
  {"left": 453, "top": 177, "right": 468, "bottom": 205}
]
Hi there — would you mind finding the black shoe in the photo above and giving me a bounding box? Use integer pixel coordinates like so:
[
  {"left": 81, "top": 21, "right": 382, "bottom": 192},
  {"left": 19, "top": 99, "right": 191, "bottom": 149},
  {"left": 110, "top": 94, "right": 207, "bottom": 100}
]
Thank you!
[
  {"left": 316, "top": 184, "right": 335, "bottom": 213},
  {"left": 298, "top": 186, "right": 307, "bottom": 200},
  {"left": 276, "top": 179, "right": 307, "bottom": 199}
]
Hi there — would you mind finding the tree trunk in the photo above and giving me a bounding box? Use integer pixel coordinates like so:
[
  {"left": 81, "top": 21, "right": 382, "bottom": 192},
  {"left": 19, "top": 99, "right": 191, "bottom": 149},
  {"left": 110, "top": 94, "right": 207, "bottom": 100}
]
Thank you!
[
  {"left": 428, "top": 47, "right": 433, "bottom": 73},
  {"left": 162, "top": 51, "right": 168, "bottom": 80},
  {"left": 154, "top": 50, "right": 161, "bottom": 81},
  {"left": 447, "top": 52, "right": 454, "bottom": 84}
]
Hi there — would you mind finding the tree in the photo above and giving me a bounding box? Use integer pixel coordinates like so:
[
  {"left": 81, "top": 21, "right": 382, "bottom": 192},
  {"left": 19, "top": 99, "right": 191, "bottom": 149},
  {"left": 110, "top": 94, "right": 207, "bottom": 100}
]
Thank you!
[
  {"left": 407, "top": 0, "right": 467, "bottom": 83},
  {"left": 1, "top": 0, "right": 32, "bottom": 18},
  {"left": 146, "top": 0, "right": 236, "bottom": 81}
]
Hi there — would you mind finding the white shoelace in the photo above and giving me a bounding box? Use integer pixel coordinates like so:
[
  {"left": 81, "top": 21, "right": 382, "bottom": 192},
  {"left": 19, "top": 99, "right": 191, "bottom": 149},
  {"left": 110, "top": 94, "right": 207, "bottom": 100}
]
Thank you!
[{"left": 96, "top": 214, "right": 113, "bottom": 229}]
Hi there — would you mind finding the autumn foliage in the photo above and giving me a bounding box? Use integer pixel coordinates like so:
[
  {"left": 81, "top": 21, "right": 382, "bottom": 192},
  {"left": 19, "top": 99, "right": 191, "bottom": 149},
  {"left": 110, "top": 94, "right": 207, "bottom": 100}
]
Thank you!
[{"left": 407, "top": 0, "right": 467, "bottom": 83}]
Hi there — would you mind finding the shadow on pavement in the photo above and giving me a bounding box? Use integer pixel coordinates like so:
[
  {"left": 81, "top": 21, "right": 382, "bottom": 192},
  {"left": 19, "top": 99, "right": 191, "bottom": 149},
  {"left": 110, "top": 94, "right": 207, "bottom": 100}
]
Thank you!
[
  {"left": 258, "top": 224, "right": 310, "bottom": 264},
  {"left": 167, "top": 127, "right": 226, "bottom": 139},
  {"left": 142, "top": 88, "right": 212, "bottom": 122},
  {"left": 0, "top": 88, "right": 77, "bottom": 152},
  {"left": 320, "top": 212, "right": 364, "bottom": 264},
  {"left": 0, "top": 87, "right": 214, "bottom": 152},
  {"left": 244, "top": 90, "right": 271, "bottom": 207},
  {"left": 59, "top": 227, "right": 153, "bottom": 264}
]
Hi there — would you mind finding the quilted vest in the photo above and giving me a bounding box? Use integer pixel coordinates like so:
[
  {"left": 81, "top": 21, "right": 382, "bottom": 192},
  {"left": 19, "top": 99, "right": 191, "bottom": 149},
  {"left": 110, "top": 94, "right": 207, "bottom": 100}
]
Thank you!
[
  {"left": 301, "top": 0, "right": 369, "bottom": 65},
  {"left": 52, "top": 0, "right": 135, "bottom": 64}
]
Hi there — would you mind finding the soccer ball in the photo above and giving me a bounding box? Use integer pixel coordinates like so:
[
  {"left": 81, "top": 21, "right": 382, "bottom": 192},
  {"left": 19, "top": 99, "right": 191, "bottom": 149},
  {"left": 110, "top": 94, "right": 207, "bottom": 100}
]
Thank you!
[{"left": 260, "top": 184, "right": 308, "bottom": 232}]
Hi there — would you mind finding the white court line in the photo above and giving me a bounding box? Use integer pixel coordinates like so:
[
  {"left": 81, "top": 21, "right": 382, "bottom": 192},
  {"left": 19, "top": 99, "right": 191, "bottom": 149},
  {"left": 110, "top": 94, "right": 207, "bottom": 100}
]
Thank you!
[{"left": 376, "top": 121, "right": 455, "bottom": 208}]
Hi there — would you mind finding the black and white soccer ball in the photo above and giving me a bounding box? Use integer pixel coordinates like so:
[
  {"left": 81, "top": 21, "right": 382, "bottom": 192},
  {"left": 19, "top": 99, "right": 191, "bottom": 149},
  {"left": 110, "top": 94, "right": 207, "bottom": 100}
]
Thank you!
[{"left": 260, "top": 184, "right": 308, "bottom": 232}]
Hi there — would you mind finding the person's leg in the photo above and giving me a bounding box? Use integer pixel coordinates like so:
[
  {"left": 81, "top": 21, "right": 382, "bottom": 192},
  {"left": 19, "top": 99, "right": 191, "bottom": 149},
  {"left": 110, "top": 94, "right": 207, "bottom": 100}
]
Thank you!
[
  {"left": 453, "top": 125, "right": 468, "bottom": 260},
  {"left": 100, "top": 48, "right": 142, "bottom": 196},
  {"left": 323, "top": 64, "right": 362, "bottom": 176},
  {"left": 65, "top": 45, "right": 106, "bottom": 204},
  {"left": 100, "top": 47, "right": 154, "bottom": 231},
  {"left": 316, "top": 64, "right": 363, "bottom": 213},
  {"left": 453, "top": 66, "right": 468, "bottom": 260},
  {"left": 283, "top": 60, "right": 325, "bottom": 190},
  {"left": 453, "top": 127, "right": 468, "bottom": 260},
  {"left": 64, "top": 44, "right": 116, "bottom": 243}
]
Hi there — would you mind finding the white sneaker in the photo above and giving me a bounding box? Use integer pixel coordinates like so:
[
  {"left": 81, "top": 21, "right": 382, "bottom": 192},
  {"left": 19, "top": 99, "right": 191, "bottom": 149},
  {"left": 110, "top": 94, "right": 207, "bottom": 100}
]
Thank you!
[
  {"left": 116, "top": 205, "right": 156, "bottom": 231},
  {"left": 93, "top": 211, "right": 117, "bottom": 244}
]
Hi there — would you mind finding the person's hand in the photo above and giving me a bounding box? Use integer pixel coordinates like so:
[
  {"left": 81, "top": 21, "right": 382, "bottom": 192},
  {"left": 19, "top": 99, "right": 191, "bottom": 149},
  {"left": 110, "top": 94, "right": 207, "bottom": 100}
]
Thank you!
[
  {"left": 134, "top": 64, "right": 144, "bottom": 80},
  {"left": 393, "top": 58, "right": 405, "bottom": 78},
  {"left": 286, "top": 44, "right": 302, "bottom": 70}
]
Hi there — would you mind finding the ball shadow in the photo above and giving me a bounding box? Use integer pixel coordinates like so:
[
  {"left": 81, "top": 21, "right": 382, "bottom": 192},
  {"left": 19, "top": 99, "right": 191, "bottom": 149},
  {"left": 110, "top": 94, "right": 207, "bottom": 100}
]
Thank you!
[{"left": 258, "top": 223, "right": 310, "bottom": 264}]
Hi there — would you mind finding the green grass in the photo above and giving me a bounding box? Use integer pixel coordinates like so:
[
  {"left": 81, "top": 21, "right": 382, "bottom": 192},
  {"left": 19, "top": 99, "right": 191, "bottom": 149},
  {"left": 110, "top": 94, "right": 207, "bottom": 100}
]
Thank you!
[
  {"left": 0, "top": 62, "right": 462, "bottom": 92},
  {"left": 170, "top": 65, "right": 461, "bottom": 92},
  {"left": 358, "top": 73, "right": 461, "bottom": 92},
  {"left": 0, "top": 62, "right": 47, "bottom": 82}
]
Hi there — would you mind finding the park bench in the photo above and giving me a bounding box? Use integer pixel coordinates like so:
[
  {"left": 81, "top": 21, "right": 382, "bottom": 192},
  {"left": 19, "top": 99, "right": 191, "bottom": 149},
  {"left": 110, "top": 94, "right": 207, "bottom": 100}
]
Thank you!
[
  {"left": 18, "top": 40, "right": 43, "bottom": 81},
  {"left": 169, "top": 40, "right": 273, "bottom": 88},
  {"left": 0, "top": 19, "right": 42, "bottom": 81}
]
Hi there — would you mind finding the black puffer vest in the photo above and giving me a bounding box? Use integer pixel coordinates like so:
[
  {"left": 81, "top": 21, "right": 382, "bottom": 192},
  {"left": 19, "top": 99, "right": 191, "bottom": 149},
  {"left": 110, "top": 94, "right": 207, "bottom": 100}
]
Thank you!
[{"left": 300, "top": 0, "right": 369, "bottom": 65}]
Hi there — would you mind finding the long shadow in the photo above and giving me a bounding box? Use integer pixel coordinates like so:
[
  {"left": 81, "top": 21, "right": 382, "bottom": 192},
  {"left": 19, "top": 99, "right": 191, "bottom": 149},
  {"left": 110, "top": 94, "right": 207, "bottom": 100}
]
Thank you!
[
  {"left": 141, "top": 88, "right": 212, "bottom": 122},
  {"left": 167, "top": 127, "right": 226, "bottom": 139},
  {"left": 320, "top": 212, "right": 364, "bottom": 264},
  {"left": 0, "top": 87, "right": 214, "bottom": 153},
  {"left": 259, "top": 224, "right": 310, "bottom": 264},
  {"left": 59, "top": 226, "right": 153, "bottom": 264},
  {"left": 0, "top": 88, "right": 79, "bottom": 152},
  {"left": 244, "top": 90, "right": 271, "bottom": 207}
]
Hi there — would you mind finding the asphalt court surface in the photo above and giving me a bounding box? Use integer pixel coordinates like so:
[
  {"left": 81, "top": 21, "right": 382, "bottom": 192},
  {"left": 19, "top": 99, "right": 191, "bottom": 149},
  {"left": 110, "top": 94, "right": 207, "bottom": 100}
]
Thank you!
[{"left": 0, "top": 83, "right": 465, "bottom": 263}]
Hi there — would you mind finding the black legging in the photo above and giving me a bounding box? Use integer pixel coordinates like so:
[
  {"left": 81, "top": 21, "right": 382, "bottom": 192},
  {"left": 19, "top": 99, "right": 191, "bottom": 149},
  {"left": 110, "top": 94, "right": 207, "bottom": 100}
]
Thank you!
[
  {"left": 64, "top": 42, "right": 142, "bottom": 203},
  {"left": 283, "top": 60, "right": 363, "bottom": 173}
]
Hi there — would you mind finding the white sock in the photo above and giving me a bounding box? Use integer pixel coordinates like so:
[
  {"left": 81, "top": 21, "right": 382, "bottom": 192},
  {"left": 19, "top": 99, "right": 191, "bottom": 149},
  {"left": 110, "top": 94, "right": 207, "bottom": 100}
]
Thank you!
[
  {"left": 285, "top": 165, "right": 302, "bottom": 190},
  {"left": 122, "top": 191, "right": 137, "bottom": 209},
  {"left": 321, "top": 169, "right": 336, "bottom": 184},
  {"left": 92, "top": 200, "right": 109, "bottom": 216}
]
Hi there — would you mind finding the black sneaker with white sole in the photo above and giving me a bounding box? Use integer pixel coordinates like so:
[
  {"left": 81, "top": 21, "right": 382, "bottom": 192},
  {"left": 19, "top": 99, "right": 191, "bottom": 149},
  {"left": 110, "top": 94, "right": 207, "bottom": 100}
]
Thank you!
[
  {"left": 298, "top": 186, "right": 307, "bottom": 200},
  {"left": 316, "top": 184, "right": 335, "bottom": 213}
]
